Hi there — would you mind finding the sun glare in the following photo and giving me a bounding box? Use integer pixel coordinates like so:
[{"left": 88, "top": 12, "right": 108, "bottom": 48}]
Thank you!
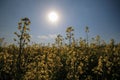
[{"left": 48, "top": 11, "right": 58, "bottom": 23}]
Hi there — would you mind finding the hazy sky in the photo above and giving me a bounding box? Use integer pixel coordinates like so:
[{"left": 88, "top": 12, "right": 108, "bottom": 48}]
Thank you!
[{"left": 0, "top": 0, "right": 120, "bottom": 44}]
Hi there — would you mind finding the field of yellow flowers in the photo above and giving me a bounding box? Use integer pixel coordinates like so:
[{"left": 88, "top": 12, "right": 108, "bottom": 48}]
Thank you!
[{"left": 0, "top": 18, "right": 120, "bottom": 80}]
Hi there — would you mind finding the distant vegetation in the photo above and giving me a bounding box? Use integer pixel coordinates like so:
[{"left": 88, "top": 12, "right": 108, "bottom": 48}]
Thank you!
[{"left": 0, "top": 18, "right": 120, "bottom": 80}]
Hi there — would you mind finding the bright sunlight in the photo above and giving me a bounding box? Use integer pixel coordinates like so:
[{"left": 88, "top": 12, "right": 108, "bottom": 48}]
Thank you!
[{"left": 48, "top": 11, "right": 59, "bottom": 23}]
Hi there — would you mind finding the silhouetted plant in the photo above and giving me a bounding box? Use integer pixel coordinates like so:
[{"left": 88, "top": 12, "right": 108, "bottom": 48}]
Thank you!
[
  {"left": 95, "top": 35, "right": 101, "bottom": 46},
  {"left": 0, "top": 37, "right": 4, "bottom": 47},
  {"left": 55, "top": 34, "right": 63, "bottom": 48},
  {"left": 66, "top": 26, "right": 74, "bottom": 47},
  {"left": 14, "top": 17, "right": 31, "bottom": 79},
  {"left": 85, "top": 26, "right": 89, "bottom": 47}
]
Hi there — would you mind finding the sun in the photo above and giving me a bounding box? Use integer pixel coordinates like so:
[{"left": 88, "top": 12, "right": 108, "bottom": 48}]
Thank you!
[{"left": 48, "top": 11, "right": 58, "bottom": 23}]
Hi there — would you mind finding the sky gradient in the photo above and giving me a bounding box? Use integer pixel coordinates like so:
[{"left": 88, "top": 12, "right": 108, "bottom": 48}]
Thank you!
[{"left": 0, "top": 0, "right": 120, "bottom": 45}]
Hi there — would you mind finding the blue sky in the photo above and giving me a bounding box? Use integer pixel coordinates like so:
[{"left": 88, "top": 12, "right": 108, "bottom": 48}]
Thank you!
[{"left": 0, "top": 0, "right": 120, "bottom": 45}]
